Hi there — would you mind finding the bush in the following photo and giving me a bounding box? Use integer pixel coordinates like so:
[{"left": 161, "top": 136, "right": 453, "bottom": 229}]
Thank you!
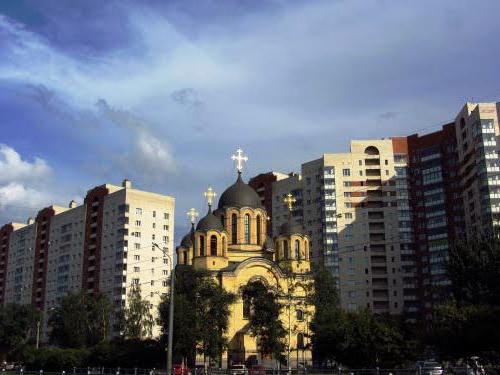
[{"left": 22, "top": 347, "right": 90, "bottom": 371}]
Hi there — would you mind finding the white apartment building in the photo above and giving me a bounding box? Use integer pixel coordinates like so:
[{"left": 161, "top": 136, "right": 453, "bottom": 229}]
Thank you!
[
  {"left": 272, "top": 139, "right": 418, "bottom": 316},
  {"left": 0, "top": 179, "right": 175, "bottom": 339}
]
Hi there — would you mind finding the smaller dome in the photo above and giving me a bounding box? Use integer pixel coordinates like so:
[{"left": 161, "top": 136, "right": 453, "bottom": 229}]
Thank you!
[
  {"left": 196, "top": 209, "right": 224, "bottom": 232},
  {"left": 279, "top": 221, "right": 304, "bottom": 236},
  {"left": 180, "top": 232, "right": 193, "bottom": 248}
]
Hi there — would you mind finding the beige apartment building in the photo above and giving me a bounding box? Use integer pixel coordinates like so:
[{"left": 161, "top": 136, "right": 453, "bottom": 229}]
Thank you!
[
  {"left": 272, "top": 139, "right": 418, "bottom": 315},
  {"left": 0, "top": 179, "right": 175, "bottom": 340}
]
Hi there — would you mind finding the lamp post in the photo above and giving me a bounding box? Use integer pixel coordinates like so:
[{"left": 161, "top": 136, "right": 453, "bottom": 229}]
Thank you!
[{"left": 153, "top": 242, "right": 174, "bottom": 375}]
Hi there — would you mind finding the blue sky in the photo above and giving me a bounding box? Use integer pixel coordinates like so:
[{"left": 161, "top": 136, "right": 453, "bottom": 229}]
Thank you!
[{"left": 1, "top": 0, "right": 500, "bottom": 241}]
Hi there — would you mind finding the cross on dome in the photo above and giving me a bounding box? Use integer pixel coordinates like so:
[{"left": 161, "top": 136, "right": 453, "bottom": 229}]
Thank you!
[
  {"left": 186, "top": 208, "right": 199, "bottom": 224},
  {"left": 231, "top": 148, "right": 248, "bottom": 173},
  {"left": 203, "top": 186, "right": 217, "bottom": 208},
  {"left": 284, "top": 193, "right": 297, "bottom": 212}
]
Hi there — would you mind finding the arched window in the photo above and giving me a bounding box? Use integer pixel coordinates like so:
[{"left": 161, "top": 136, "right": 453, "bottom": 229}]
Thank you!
[
  {"left": 222, "top": 237, "right": 226, "bottom": 256},
  {"left": 296, "top": 309, "right": 304, "bottom": 321},
  {"left": 244, "top": 214, "right": 250, "bottom": 243},
  {"left": 210, "top": 235, "right": 217, "bottom": 256},
  {"left": 231, "top": 214, "right": 238, "bottom": 244},
  {"left": 295, "top": 240, "right": 300, "bottom": 259},
  {"left": 297, "top": 333, "right": 304, "bottom": 349},
  {"left": 199, "top": 235, "right": 205, "bottom": 256},
  {"left": 284, "top": 240, "right": 289, "bottom": 259},
  {"left": 304, "top": 241, "right": 308, "bottom": 259},
  {"left": 256, "top": 215, "right": 261, "bottom": 244}
]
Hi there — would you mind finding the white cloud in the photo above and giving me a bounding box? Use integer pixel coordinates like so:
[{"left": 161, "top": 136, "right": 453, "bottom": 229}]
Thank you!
[
  {"left": 0, "top": 182, "right": 50, "bottom": 210},
  {"left": 0, "top": 144, "right": 51, "bottom": 185}
]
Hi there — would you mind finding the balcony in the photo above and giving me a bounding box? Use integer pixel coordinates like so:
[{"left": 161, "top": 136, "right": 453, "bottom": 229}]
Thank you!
[
  {"left": 366, "top": 169, "right": 381, "bottom": 177},
  {"left": 365, "top": 159, "right": 380, "bottom": 166}
]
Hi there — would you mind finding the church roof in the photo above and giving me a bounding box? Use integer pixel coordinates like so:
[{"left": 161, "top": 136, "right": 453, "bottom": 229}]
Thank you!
[
  {"left": 218, "top": 172, "right": 262, "bottom": 210},
  {"left": 278, "top": 220, "right": 304, "bottom": 236},
  {"left": 196, "top": 208, "right": 224, "bottom": 232},
  {"left": 180, "top": 232, "right": 192, "bottom": 248}
]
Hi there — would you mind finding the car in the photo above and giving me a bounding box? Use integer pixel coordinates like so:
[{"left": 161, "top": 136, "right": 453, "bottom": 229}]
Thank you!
[
  {"left": 414, "top": 360, "right": 444, "bottom": 375},
  {"left": 173, "top": 364, "right": 191, "bottom": 375},
  {"left": 230, "top": 364, "right": 247, "bottom": 375}
]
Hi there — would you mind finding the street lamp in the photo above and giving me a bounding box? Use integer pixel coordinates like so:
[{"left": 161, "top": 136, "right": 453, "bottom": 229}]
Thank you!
[{"left": 153, "top": 242, "right": 174, "bottom": 375}]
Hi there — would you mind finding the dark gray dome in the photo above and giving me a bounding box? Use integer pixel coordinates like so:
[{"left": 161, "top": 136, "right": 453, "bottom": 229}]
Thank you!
[
  {"left": 196, "top": 210, "right": 224, "bottom": 232},
  {"left": 279, "top": 221, "right": 304, "bottom": 236},
  {"left": 217, "top": 173, "right": 262, "bottom": 209},
  {"left": 180, "top": 232, "right": 192, "bottom": 248}
]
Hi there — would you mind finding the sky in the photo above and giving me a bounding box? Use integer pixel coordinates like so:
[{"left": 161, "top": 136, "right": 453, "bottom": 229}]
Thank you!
[{"left": 1, "top": 0, "right": 500, "bottom": 242}]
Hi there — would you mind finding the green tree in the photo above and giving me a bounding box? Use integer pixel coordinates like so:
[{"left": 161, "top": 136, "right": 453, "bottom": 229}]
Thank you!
[
  {"left": 0, "top": 303, "right": 40, "bottom": 358},
  {"left": 243, "top": 280, "right": 286, "bottom": 360},
  {"left": 122, "top": 285, "right": 154, "bottom": 340},
  {"left": 49, "top": 292, "right": 110, "bottom": 348},
  {"left": 158, "top": 266, "right": 235, "bottom": 366}
]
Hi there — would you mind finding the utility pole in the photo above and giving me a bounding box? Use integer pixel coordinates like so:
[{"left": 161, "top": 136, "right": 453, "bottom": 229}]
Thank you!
[{"left": 153, "top": 242, "right": 175, "bottom": 375}]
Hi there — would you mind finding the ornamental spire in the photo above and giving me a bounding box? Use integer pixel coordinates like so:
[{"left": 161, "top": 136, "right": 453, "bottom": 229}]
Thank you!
[
  {"left": 231, "top": 147, "right": 248, "bottom": 174},
  {"left": 203, "top": 186, "right": 217, "bottom": 210},
  {"left": 284, "top": 193, "right": 296, "bottom": 212},
  {"left": 186, "top": 208, "right": 199, "bottom": 225}
]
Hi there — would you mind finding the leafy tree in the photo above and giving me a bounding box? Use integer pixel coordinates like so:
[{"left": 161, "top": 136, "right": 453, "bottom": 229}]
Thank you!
[
  {"left": 158, "top": 266, "right": 236, "bottom": 366},
  {"left": 448, "top": 234, "right": 500, "bottom": 306},
  {"left": 49, "top": 292, "right": 110, "bottom": 348},
  {"left": 243, "top": 280, "right": 286, "bottom": 360},
  {"left": 0, "top": 303, "right": 40, "bottom": 358},
  {"left": 122, "top": 285, "right": 154, "bottom": 340}
]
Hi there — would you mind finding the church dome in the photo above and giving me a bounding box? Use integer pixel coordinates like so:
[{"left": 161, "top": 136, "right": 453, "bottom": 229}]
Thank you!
[
  {"left": 218, "top": 173, "right": 262, "bottom": 209},
  {"left": 279, "top": 221, "right": 304, "bottom": 236},
  {"left": 196, "top": 210, "right": 224, "bottom": 232},
  {"left": 180, "top": 232, "right": 192, "bottom": 248}
]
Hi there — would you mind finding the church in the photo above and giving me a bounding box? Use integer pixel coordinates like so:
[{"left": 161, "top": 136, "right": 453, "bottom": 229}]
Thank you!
[{"left": 176, "top": 149, "right": 314, "bottom": 369}]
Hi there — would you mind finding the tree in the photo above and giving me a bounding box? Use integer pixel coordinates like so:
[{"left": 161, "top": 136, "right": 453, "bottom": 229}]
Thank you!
[
  {"left": 243, "top": 281, "right": 286, "bottom": 361},
  {"left": 447, "top": 234, "right": 500, "bottom": 306},
  {"left": 0, "top": 303, "right": 40, "bottom": 359},
  {"left": 158, "top": 266, "right": 236, "bottom": 366},
  {"left": 49, "top": 292, "right": 110, "bottom": 348},
  {"left": 122, "top": 285, "right": 154, "bottom": 340}
]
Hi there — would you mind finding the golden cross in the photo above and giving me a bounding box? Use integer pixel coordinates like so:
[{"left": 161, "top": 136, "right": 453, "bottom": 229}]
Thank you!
[
  {"left": 186, "top": 208, "right": 199, "bottom": 224},
  {"left": 283, "top": 193, "right": 296, "bottom": 211},
  {"left": 203, "top": 186, "right": 217, "bottom": 208},
  {"left": 231, "top": 148, "right": 248, "bottom": 172}
]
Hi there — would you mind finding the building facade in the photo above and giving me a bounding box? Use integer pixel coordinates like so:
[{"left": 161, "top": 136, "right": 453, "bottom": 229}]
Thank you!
[
  {"left": 0, "top": 179, "right": 175, "bottom": 339},
  {"left": 177, "top": 151, "right": 313, "bottom": 369}
]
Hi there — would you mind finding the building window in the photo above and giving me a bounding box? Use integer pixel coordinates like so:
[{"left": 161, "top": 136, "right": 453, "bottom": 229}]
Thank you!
[
  {"left": 297, "top": 333, "right": 305, "bottom": 349},
  {"left": 153, "top": 211, "right": 156, "bottom": 218},
  {"left": 163, "top": 225, "right": 168, "bottom": 231},
  {"left": 200, "top": 235, "right": 205, "bottom": 256},
  {"left": 231, "top": 214, "right": 238, "bottom": 243},
  {"left": 342, "top": 168, "right": 350, "bottom": 176},
  {"left": 295, "top": 240, "right": 300, "bottom": 259},
  {"left": 134, "top": 267, "right": 140, "bottom": 272},
  {"left": 244, "top": 214, "right": 250, "bottom": 243},
  {"left": 256, "top": 215, "right": 261, "bottom": 244},
  {"left": 284, "top": 240, "right": 289, "bottom": 259},
  {"left": 134, "top": 243, "right": 140, "bottom": 250},
  {"left": 136, "top": 208, "right": 142, "bottom": 215},
  {"left": 164, "top": 213, "right": 169, "bottom": 220},
  {"left": 135, "top": 220, "right": 141, "bottom": 226},
  {"left": 134, "top": 255, "right": 140, "bottom": 261},
  {"left": 210, "top": 235, "right": 217, "bottom": 256},
  {"left": 296, "top": 309, "right": 304, "bottom": 321}
]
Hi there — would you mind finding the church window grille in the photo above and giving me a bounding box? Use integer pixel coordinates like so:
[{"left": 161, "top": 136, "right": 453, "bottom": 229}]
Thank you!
[
  {"left": 297, "top": 333, "right": 305, "bottom": 349},
  {"left": 200, "top": 235, "right": 205, "bottom": 256},
  {"left": 295, "top": 240, "right": 300, "bottom": 259},
  {"left": 244, "top": 214, "right": 250, "bottom": 243},
  {"left": 210, "top": 235, "right": 217, "bottom": 256},
  {"left": 256, "top": 215, "right": 261, "bottom": 244},
  {"left": 231, "top": 214, "right": 237, "bottom": 243}
]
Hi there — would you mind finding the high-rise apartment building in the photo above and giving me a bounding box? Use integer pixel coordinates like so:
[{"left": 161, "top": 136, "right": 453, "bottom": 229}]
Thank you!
[
  {"left": 271, "top": 140, "right": 417, "bottom": 315},
  {"left": 453, "top": 102, "right": 500, "bottom": 237},
  {"left": 0, "top": 179, "right": 175, "bottom": 339},
  {"left": 249, "top": 172, "right": 290, "bottom": 235}
]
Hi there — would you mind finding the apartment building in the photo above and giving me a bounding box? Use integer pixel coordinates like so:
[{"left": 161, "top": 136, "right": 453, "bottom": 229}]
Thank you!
[
  {"left": 271, "top": 140, "right": 417, "bottom": 315},
  {"left": 249, "top": 172, "right": 290, "bottom": 235},
  {"left": 0, "top": 179, "right": 175, "bottom": 339},
  {"left": 406, "top": 124, "right": 465, "bottom": 316},
  {"left": 453, "top": 102, "right": 500, "bottom": 237}
]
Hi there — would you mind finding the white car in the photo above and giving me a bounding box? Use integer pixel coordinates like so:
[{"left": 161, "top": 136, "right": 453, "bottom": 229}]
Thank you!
[{"left": 230, "top": 364, "right": 247, "bottom": 375}]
